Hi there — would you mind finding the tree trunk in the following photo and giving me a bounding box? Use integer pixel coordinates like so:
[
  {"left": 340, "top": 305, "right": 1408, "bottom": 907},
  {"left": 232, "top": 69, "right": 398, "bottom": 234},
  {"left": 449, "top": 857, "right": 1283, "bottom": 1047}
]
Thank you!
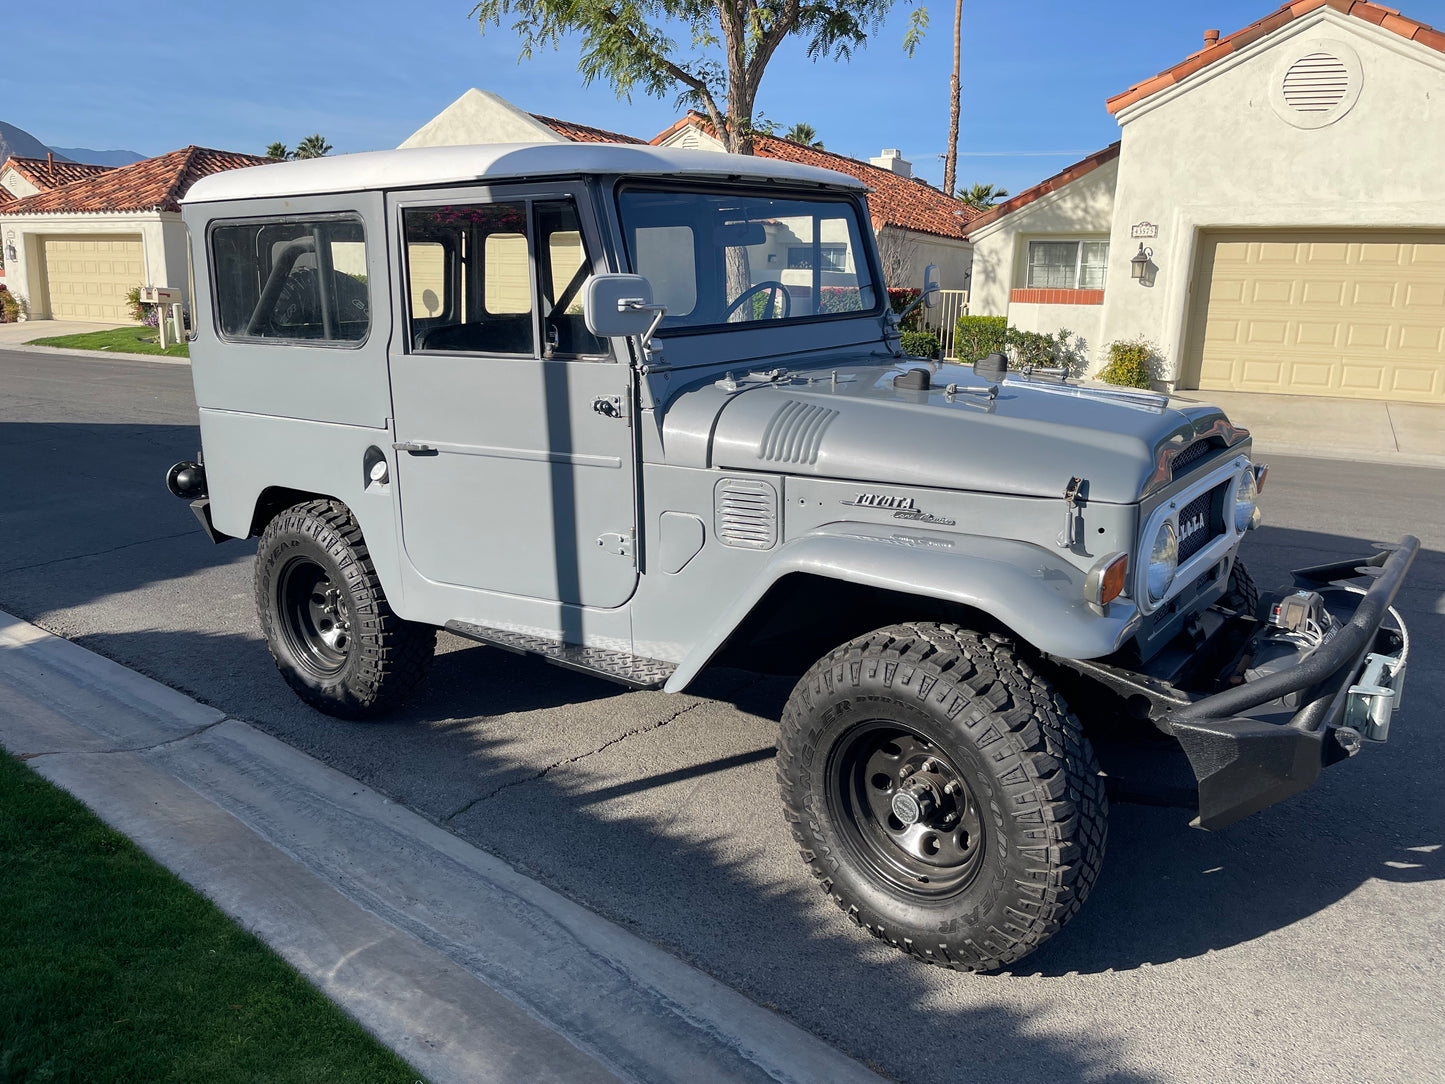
[{"left": 943, "top": 0, "right": 963, "bottom": 198}]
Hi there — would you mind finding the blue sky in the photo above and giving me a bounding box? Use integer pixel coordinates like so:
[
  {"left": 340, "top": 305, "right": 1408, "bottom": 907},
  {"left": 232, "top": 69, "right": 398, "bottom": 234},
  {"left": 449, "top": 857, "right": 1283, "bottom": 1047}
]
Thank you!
[{"left": 11, "top": 0, "right": 1445, "bottom": 195}]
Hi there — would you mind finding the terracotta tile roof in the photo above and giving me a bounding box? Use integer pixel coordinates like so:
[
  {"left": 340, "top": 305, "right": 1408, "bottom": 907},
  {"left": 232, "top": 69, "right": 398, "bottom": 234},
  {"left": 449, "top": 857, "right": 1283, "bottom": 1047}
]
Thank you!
[
  {"left": 651, "top": 113, "right": 982, "bottom": 241},
  {"left": 1107, "top": 0, "right": 1445, "bottom": 114},
  {"left": 531, "top": 113, "right": 647, "bottom": 145},
  {"left": 964, "top": 143, "right": 1121, "bottom": 236},
  {"left": 0, "top": 146, "right": 269, "bottom": 216},
  {"left": 2, "top": 155, "right": 115, "bottom": 190},
  {"left": 0, "top": 187, "right": 14, "bottom": 206}
]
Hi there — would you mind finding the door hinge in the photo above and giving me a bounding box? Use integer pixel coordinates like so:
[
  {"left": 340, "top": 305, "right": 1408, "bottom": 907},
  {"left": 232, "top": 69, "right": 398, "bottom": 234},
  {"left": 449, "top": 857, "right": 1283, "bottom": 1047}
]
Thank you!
[
  {"left": 592, "top": 395, "right": 630, "bottom": 424},
  {"left": 596, "top": 529, "right": 635, "bottom": 559}
]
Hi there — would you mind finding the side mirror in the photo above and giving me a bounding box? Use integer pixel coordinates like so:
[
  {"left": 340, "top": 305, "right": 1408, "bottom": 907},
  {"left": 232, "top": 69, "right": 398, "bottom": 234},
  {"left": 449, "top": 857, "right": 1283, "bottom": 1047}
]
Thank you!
[
  {"left": 584, "top": 274, "right": 665, "bottom": 338},
  {"left": 922, "top": 264, "right": 941, "bottom": 309}
]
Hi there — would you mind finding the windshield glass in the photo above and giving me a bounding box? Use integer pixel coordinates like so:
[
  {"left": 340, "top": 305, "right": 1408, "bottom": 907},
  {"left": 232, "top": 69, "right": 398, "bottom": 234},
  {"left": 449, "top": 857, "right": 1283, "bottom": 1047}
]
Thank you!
[{"left": 617, "top": 188, "right": 878, "bottom": 331}]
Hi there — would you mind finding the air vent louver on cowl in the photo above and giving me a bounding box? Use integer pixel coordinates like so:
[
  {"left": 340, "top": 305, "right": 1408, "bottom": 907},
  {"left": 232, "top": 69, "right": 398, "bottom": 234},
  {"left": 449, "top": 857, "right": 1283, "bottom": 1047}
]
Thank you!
[
  {"left": 758, "top": 399, "right": 838, "bottom": 465},
  {"left": 715, "top": 477, "right": 779, "bottom": 550}
]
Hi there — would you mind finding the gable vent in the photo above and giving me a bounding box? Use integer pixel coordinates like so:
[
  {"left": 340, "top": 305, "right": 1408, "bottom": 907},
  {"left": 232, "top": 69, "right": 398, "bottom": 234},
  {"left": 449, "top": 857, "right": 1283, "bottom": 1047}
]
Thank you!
[
  {"left": 714, "top": 477, "right": 778, "bottom": 550},
  {"left": 1282, "top": 53, "right": 1349, "bottom": 113},
  {"left": 758, "top": 399, "right": 839, "bottom": 464}
]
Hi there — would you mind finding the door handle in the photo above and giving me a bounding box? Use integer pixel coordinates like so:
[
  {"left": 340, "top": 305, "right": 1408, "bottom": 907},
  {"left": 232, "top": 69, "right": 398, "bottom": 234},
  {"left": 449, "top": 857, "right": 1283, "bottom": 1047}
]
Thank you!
[{"left": 393, "top": 441, "right": 438, "bottom": 455}]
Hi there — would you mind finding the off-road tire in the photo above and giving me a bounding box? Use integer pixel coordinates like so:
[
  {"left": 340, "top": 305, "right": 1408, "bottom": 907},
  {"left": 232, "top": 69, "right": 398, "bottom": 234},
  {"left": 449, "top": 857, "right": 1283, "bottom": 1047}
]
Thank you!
[
  {"left": 777, "top": 623, "right": 1107, "bottom": 972},
  {"left": 1219, "top": 559, "right": 1260, "bottom": 616},
  {"left": 254, "top": 499, "right": 435, "bottom": 718}
]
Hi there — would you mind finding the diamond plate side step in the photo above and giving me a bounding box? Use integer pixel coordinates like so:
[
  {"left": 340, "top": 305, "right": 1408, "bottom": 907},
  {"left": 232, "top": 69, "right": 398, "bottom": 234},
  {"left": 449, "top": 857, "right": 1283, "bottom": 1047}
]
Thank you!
[{"left": 445, "top": 621, "right": 678, "bottom": 690}]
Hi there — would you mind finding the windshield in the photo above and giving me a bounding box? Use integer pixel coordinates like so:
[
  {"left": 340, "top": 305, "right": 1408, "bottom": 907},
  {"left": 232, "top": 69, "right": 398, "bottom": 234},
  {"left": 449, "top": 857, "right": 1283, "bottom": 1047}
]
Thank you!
[{"left": 617, "top": 188, "right": 879, "bottom": 332}]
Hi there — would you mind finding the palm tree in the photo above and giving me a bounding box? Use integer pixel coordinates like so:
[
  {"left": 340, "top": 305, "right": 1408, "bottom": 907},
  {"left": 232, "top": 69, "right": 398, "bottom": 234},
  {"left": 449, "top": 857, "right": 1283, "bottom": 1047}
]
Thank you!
[
  {"left": 957, "top": 182, "right": 1009, "bottom": 209},
  {"left": 293, "top": 134, "right": 333, "bottom": 160},
  {"left": 265, "top": 142, "right": 290, "bottom": 161},
  {"left": 783, "top": 122, "right": 824, "bottom": 149},
  {"left": 942, "top": 0, "right": 963, "bottom": 197}
]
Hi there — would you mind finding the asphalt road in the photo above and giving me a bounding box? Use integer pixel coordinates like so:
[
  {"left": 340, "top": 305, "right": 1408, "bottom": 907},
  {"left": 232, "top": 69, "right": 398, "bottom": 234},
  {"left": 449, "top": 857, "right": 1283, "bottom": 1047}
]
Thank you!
[{"left": 2, "top": 347, "right": 1441, "bottom": 1084}]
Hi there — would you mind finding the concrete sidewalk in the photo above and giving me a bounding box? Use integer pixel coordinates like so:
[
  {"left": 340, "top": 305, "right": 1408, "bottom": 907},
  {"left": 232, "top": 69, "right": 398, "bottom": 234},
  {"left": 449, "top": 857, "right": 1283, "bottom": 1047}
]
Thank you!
[
  {"left": 0, "top": 610, "right": 884, "bottom": 1084},
  {"left": 0, "top": 319, "right": 189, "bottom": 366},
  {"left": 1172, "top": 389, "right": 1445, "bottom": 468}
]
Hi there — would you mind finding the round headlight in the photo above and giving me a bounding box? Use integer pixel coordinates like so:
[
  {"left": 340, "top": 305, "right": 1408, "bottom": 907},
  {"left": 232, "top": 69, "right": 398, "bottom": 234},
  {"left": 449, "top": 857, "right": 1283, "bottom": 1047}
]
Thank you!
[
  {"left": 1148, "top": 520, "right": 1178, "bottom": 603},
  {"left": 1234, "top": 469, "right": 1258, "bottom": 532}
]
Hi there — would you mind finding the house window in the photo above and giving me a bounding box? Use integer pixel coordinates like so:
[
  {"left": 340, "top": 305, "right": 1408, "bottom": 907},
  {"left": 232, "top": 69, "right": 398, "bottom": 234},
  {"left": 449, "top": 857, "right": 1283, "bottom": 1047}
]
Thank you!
[
  {"left": 787, "top": 244, "right": 848, "bottom": 272},
  {"left": 1026, "top": 240, "right": 1109, "bottom": 290}
]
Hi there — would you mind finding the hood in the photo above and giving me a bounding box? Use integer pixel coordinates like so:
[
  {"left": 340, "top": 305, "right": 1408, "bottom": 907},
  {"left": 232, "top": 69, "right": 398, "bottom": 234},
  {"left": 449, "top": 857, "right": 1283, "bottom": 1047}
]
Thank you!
[{"left": 662, "top": 357, "right": 1246, "bottom": 504}]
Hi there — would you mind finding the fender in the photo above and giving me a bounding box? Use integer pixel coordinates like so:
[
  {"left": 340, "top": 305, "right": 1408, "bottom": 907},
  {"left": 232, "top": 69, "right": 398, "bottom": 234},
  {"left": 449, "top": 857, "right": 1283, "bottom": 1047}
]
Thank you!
[{"left": 663, "top": 522, "right": 1141, "bottom": 693}]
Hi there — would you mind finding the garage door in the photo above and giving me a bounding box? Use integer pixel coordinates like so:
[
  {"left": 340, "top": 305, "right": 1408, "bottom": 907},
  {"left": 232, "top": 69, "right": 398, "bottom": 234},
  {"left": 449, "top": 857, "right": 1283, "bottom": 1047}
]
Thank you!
[
  {"left": 1188, "top": 232, "right": 1445, "bottom": 403},
  {"left": 42, "top": 235, "right": 144, "bottom": 322}
]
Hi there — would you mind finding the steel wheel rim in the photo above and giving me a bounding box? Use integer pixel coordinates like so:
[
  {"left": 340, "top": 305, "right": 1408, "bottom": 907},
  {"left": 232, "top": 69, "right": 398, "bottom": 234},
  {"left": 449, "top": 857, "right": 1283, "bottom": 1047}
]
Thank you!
[
  {"left": 276, "top": 556, "right": 352, "bottom": 677},
  {"left": 825, "top": 721, "right": 986, "bottom": 898}
]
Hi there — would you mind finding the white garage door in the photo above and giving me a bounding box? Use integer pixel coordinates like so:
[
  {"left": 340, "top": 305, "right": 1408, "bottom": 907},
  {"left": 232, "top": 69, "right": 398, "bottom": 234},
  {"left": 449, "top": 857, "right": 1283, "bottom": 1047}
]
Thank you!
[
  {"left": 1188, "top": 232, "right": 1445, "bottom": 403},
  {"left": 43, "top": 235, "right": 144, "bottom": 322}
]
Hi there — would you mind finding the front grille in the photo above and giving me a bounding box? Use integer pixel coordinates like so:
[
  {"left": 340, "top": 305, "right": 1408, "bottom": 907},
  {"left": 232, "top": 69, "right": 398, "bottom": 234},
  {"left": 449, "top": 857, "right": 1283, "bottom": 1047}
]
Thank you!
[
  {"left": 1170, "top": 439, "right": 1217, "bottom": 478},
  {"left": 1175, "top": 483, "right": 1225, "bottom": 565}
]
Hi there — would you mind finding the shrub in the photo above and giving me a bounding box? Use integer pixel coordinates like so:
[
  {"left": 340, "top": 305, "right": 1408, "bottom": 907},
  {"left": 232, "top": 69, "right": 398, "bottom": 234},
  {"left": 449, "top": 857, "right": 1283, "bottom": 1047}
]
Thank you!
[
  {"left": 1098, "top": 337, "right": 1162, "bottom": 389},
  {"left": 0, "top": 287, "right": 28, "bottom": 323},
  {"left": 954, "top": 314, "right": 1007, "bottom": 362},
  {"left": 899, "top": 328, "right": 940, "bottom": 359},
  {"left": 887, "top": 287, "right": 923, "bottom": 331},
  {"left": 125, "top": 286, "right": 147, "bottom": 323}
]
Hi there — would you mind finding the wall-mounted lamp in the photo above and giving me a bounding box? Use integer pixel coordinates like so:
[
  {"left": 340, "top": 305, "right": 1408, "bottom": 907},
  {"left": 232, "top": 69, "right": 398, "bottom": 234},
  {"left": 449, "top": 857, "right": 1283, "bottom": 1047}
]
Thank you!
[
  {"left": 3, "top": 243, "right": 15, "bottom": 263},
  {"left": 1130, "top": 242, "right": 1153, "bottom": 281}
]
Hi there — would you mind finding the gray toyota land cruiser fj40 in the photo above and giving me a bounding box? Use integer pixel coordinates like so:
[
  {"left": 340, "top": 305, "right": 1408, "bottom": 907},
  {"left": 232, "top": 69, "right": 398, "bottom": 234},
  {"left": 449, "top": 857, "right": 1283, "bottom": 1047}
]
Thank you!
[{"left": 168, "top": 143, "right": 1415, "bottom": 972}]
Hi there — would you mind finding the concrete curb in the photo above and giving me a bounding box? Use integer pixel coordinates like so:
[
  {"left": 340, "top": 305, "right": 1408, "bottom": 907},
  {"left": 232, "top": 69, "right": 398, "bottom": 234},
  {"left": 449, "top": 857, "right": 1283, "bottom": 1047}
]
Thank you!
[
  {"left": 0, "top": 342, "right": 191, "bottom": 366},
  {"left": 0, "top": 611, "right": 884, "bottom": 1084},
  {"left": 1249, "top": 440, "right": 1445, "bottom": 470}
]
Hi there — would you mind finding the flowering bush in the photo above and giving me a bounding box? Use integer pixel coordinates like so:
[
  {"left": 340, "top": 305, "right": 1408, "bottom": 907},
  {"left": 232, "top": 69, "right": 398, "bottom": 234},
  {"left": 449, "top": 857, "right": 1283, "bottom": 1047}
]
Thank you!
[{"left": 887, "top": 287, "right": 923, "bottom": 331}]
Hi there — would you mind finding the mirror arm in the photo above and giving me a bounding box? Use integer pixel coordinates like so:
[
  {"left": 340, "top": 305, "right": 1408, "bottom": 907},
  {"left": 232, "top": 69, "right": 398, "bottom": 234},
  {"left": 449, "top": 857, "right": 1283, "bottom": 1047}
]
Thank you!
[{"left": 619, "top": 297, "right": 669, "bottom": 370}]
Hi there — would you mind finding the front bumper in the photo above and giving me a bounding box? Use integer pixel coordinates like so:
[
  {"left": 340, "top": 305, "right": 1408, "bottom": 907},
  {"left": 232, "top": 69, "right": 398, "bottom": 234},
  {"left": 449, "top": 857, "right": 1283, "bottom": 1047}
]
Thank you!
[{"left": 1166, "top": 536, "right": 1417, "bottom": 829}]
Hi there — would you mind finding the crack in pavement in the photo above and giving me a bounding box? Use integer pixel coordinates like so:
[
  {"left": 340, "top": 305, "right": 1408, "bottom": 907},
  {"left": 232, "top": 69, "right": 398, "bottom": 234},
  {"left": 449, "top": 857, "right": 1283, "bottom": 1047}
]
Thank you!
[
  {"left": 0, "top": 529, "right": 200, "bottom": 576},
  {"left": 442, "top": 698, "right": 713, "bottom": 822},
  {"left": 18, "top": 717, "right": 230, "bottom": 761}
]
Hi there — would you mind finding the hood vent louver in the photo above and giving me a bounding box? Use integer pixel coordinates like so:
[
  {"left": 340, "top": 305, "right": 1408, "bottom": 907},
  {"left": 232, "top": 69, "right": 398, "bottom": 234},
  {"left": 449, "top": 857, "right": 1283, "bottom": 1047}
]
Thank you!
[{"left": 758, "top": 399, "right": 838, "bottom": 465}]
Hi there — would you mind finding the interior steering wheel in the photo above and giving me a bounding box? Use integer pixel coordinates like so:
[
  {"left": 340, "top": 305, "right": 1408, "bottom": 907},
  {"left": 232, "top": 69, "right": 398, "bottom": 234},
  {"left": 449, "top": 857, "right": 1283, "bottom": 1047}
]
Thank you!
[{"left": 725, "top": 280, "right": 792, "bottom": 321}]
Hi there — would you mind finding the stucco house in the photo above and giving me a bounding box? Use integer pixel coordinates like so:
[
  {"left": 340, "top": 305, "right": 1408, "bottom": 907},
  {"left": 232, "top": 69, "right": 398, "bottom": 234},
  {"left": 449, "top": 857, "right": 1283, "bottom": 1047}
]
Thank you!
[
  {"left": 968, "top": 0, "right": 1445, "bottom": 403},
  {"left": 402, "top": 89, "right": 980, "bottom": 290},
  {"left": 0, "top": 146, "right": 267, "bottom": 322}
]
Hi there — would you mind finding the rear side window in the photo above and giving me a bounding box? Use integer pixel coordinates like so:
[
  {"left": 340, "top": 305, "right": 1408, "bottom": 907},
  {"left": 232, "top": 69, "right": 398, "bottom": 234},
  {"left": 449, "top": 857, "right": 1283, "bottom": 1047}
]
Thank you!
[{"left": 210, "top": 215, "right": 370, "bottom": 344}]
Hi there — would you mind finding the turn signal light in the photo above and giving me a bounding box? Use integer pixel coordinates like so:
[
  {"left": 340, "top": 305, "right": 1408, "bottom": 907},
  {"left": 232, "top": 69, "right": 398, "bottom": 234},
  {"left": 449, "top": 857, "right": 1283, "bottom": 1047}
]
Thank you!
[
  {"left": 1099, "top": 554, "right": 1129, "bottom": 605},
  {"left": 1085, "top": 552, "right": 1129, "bottom": 607},
  {"left": 1253, "top": 463, "right": 1268, "bottom": 493}
]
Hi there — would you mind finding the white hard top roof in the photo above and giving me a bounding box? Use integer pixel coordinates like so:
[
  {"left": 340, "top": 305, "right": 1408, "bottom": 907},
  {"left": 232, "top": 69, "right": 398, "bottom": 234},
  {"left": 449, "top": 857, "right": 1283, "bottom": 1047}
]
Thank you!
[{"left": 183, "top": 142, "right": 867, "bottom": 204}]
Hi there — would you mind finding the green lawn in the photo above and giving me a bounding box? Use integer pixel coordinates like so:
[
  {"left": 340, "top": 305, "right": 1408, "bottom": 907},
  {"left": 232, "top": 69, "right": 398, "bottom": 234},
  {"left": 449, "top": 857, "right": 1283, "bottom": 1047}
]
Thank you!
[
  {"left": 0, "top": 753, "right": 423, "bottom": 1084},
  {"left": 25, "top": 325, "right": 189, "bottom": 358}
]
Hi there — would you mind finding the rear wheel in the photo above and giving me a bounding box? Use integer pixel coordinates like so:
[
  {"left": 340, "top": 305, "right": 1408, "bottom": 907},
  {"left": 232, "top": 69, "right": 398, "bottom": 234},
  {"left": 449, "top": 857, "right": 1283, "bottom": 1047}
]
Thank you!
[
  {"left": 254, "top": 499, "right": 434, "bottom": 718},
  {"left": 777, "top": 623, "right": 1106, "bottom": 972}
]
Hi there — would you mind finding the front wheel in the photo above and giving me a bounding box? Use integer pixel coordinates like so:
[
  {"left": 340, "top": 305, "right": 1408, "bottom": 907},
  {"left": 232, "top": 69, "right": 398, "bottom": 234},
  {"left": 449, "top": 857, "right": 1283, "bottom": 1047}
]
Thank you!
[
  {"left": 254, "top": 499, "right": 435, "bottom": 718},
  {"left": 777, "top": 623, "right": 1106, "bottom": 972}
]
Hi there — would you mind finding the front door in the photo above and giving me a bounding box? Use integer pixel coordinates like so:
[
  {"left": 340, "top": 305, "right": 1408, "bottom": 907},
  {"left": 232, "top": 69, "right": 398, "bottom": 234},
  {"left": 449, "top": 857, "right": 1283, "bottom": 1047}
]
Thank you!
[{"left": 387, "top": 185, "right": 638, "bottom": 610}]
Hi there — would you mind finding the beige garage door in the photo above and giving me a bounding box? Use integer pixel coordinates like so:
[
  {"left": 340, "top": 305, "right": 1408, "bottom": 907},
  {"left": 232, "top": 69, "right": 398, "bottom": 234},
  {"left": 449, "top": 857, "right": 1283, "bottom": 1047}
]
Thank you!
[
  {"left": 43, "top": 235, "right": 144, "bottom": 322},
  {"left": 1188, "top": 232, "right": 1445, "bottom": 403}
]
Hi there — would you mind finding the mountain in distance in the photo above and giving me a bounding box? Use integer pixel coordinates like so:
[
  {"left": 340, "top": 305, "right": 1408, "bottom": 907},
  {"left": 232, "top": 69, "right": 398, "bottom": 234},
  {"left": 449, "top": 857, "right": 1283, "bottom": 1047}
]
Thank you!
[
  {"left": 0, "top": 121, "right": 145, "bottom": 167},
  {"left": 49, "top": 146, "right": 146, "bottom": 166},
  {"left": 0, "top": 120, "right": 72, "bottom": 163}
]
